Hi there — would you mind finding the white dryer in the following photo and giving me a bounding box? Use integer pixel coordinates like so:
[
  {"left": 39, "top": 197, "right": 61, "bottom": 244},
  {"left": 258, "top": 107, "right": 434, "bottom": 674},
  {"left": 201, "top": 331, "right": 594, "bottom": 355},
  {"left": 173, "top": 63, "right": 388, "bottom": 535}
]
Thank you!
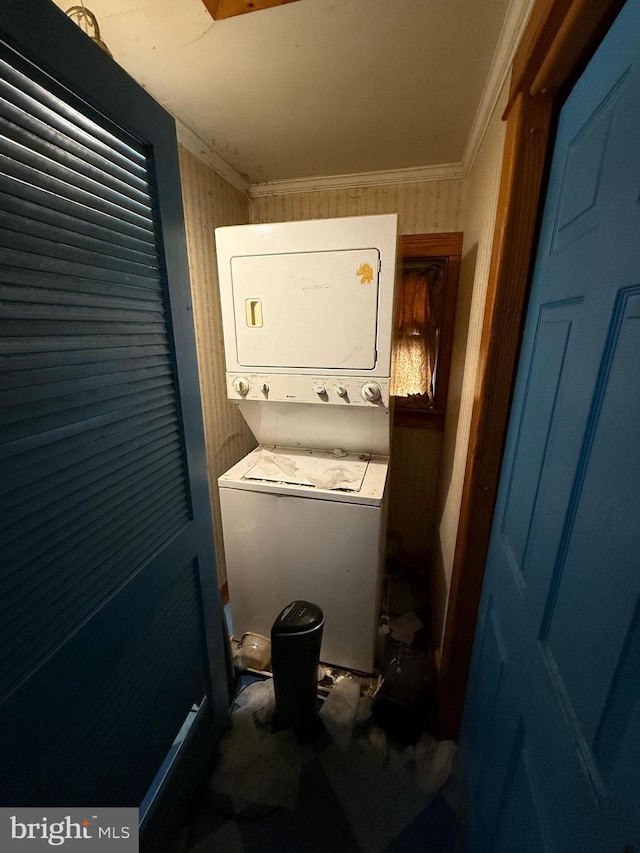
[{"left": 215, "top": 215, "right": 398, "bottom": 673}]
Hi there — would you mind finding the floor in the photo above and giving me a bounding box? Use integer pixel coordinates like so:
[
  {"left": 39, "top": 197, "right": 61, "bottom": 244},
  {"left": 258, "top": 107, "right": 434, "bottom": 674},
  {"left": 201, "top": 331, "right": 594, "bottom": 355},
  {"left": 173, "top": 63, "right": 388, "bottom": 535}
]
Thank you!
[
  {"left": 171, "top": 673, "right": 463, "bottom": 853},
  {"left": 171, "top": 570, "right": 463, "bottom": 852}
]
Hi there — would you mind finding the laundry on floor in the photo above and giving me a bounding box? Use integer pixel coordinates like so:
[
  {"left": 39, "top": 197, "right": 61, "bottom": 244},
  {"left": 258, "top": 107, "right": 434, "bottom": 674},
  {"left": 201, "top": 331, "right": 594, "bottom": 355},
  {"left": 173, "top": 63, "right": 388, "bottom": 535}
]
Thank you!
[{"left": 172, "top": 671, "right": 460, "bottom": 853}]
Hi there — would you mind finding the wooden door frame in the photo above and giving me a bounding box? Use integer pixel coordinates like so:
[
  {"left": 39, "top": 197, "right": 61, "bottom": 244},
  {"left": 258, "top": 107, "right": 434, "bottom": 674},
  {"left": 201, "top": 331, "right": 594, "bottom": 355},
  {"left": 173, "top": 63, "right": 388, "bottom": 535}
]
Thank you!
[{"left": 438, "top": 0, "right": 627, "bottom": 736}]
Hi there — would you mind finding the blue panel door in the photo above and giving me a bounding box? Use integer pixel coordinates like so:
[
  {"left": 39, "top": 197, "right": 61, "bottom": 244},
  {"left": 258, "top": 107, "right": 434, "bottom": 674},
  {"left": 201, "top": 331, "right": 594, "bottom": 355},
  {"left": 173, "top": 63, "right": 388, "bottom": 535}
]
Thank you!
[{"left": 461, "top": 1, "right": 640, "bottom": 850}]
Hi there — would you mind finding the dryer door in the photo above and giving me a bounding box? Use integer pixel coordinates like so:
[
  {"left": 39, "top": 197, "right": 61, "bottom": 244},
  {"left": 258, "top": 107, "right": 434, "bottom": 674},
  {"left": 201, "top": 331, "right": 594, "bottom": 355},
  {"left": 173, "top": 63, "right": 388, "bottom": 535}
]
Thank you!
[{"left": 231, "top": 248, "right": 381, "bottom": 370}]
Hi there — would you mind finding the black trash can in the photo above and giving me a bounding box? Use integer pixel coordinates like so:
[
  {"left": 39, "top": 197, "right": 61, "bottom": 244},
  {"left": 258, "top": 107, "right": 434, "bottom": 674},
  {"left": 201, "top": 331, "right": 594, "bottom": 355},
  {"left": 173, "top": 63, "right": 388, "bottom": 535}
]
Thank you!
[{"left": 271, "top": 600, "right": 324, "bottom": 742}]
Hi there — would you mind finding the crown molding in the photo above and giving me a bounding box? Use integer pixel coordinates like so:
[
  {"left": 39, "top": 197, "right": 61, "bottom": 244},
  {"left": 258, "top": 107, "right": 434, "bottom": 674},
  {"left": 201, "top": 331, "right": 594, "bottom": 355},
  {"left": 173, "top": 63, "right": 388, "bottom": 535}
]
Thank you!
[
  {"left": 176, "top": 120, "right": 251, "bottom": 196},
  {"left": 462, "top": 0, "right": 535, "bottom": 172},
  {"left": 249, "top": 162, "right": 464, "bottom": 198}
]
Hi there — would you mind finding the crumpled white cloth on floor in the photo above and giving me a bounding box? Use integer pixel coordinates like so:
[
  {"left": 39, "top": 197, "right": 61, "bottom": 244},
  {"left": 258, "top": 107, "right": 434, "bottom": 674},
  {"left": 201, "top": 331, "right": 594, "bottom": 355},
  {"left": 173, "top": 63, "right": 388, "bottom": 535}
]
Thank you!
[{"left": 319, "top": 677, "right": 362, "bottom": 751}]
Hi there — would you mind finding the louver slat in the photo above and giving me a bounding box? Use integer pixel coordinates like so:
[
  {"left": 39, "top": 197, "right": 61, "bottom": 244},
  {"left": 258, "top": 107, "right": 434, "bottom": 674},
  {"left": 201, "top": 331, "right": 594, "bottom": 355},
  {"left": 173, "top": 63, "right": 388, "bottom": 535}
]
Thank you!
[
  {"left": 0, "top": 202, "right": 159, "bottom": 268},
  {"left": 0, "top": 38, "right": 191, "bottom": 704},
  {"left": 2, "top": 493, "right": 190, "bottom": 695},
  {"left": 0, "top": 132, "right": 153, "bottom": 222},
  {"left": 0, "top": 151, "right": 153, "bottom": 232},
  {"left": 0, "top": 267, "right": 162, "bottom": 303},
  {"left": 0, "top": 350, "right": 172, "bottom": 390},
  {"left": 0, "top": 172, "right": 155, "bottom": 248},
  {"left": 0, "top": 236, "right": 159, "bottom": 287},
  {"left": 0, "top": 392, "right": 175, "bottom": 459},
  {"left": 3, "top": 560, "right": 205, "bottom": 806},
  {"left": 4, "top": 439, "right": 184, "bottom": 538},
  {"left": 0, "top": 110, "right": 151, "bottom": 207},
  {"left": 0, "top": 77, "right": 150, "bottom": 193},
  {"left": 1, "top": 362, "right": 173, "bottom": 406},
  {"left": 1, "top": 409, "right": 178, "bottom": 493},
  {"left": 0, "top": 54, "right": 148, "bottom": 175}
]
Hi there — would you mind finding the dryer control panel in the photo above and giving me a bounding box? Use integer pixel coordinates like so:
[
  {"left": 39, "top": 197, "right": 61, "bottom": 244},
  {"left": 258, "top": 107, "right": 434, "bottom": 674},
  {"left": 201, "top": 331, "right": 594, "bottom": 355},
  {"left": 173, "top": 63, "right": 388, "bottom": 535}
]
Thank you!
[{"left": 227, "top": 373, "right": 390, "bottom": 407}]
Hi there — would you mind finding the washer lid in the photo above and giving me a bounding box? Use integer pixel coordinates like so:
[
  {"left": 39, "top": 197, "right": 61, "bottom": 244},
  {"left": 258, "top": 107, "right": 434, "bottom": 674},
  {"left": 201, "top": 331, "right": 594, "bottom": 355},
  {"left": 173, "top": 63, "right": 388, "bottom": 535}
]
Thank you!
[
  {"left": 219, "top": 445, "right": 389, "bottom": 505},
  {"left": 242, "top": 446, "right": 369, "bottom": 492}
]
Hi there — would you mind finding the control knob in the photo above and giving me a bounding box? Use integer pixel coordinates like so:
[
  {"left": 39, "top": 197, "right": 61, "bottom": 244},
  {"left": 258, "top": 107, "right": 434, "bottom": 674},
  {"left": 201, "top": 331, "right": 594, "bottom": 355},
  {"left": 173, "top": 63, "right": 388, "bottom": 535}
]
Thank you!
[
  {"left": 233, "top": 376, "right": 250, "bottom": 396},
  {"left": 335, "top": 385, "right": 348, "bottom": 398},
  {"left": 361, "top": 382, "right": 382, "bottom": 403},
  {"left": 313, "top": 383, "right": 327, "bottom": 396},
  {"left": 259, "top": 380, "right": 269, "bottom": 395}
]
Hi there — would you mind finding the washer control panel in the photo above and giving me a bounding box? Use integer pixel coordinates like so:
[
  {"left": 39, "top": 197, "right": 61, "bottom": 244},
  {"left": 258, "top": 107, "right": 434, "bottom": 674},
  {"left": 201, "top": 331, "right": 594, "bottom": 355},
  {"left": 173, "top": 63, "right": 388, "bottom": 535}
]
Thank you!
[{"left": 227, "top": 373, "right": 391, "bottom": 407}]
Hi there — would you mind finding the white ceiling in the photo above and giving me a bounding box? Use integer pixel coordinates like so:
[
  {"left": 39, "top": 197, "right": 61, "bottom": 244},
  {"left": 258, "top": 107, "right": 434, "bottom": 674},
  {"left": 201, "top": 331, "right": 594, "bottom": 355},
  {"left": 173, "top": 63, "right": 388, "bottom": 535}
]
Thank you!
[{"left": 52, "top": 0, "right": 531, "bottom": 191}]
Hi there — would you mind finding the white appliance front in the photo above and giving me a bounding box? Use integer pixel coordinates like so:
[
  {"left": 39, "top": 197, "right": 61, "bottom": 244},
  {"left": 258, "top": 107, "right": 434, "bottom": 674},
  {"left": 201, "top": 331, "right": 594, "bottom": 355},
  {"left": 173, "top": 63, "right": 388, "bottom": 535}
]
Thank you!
[
  {"left": 216, "top": 214, "right": 398, "bottom": 380},
  {"left": 219, "top": 447, "right": 388, "bottom": 673},
  {"left": 215, "top": 216, "right": 397, "bottom": 673},
  {"left": 231, "top": 248, "right": 381, "bottom": 371},
  {"left": 228, "top": 397, "right": 391, "bottom": 456}
]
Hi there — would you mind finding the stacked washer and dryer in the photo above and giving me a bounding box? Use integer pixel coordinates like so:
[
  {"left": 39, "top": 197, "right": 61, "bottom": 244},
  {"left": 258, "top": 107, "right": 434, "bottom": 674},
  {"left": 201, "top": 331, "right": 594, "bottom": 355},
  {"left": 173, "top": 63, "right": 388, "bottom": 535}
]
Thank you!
[{"left": 215, "top": 214, "right": 398, "bottom": 674}]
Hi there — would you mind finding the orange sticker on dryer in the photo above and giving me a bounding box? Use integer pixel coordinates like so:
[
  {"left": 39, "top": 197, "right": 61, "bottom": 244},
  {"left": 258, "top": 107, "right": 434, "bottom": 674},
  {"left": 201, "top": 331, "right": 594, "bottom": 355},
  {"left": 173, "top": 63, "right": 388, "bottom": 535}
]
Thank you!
[{"left": 356, "top": 262, "right": 374, "bottom": 284}]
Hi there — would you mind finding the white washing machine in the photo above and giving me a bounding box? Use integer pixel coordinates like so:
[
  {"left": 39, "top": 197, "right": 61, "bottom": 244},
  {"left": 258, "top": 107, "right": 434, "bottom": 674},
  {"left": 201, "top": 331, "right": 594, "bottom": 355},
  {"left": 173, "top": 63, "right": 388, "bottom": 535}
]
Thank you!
[
  {"left": 215, "top": 215, "right": 398, "bottom": 673},
  {"left": 219, "top": 446, "right": 388, "bottom": 673}
]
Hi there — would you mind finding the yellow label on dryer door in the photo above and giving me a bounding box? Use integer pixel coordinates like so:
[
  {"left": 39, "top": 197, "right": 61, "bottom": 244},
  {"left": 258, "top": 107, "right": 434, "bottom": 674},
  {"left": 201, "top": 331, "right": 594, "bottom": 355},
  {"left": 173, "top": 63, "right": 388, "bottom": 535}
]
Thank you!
[{"left": 356, "top": 262, "right": 374, "bottom": 284}]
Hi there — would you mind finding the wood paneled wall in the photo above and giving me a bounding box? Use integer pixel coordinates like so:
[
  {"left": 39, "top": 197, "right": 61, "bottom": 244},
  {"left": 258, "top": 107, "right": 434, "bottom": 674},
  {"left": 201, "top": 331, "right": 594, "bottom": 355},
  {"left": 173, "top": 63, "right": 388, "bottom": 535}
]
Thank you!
[{"left": 178, "top": 144, "right": 255, "bottom": 587}]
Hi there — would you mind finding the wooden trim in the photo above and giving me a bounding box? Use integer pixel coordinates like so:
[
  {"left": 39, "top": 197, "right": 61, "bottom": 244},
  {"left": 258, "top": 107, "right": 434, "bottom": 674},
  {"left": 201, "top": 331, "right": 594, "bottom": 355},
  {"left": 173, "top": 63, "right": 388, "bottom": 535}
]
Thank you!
[
  {"left": 507, "top": 0, "right": 572, "bottom": 111},
  {"left": 435, "top": 253, "right": 461, "bottom": 423},
  {"left": 530, "top": 0, "right": 626, "bottom": 95},
  {"left": 201, "top": 0, "right": 301, "bottom": 20},
  {"left": 438, "top": 0, "right": 625, "bottom": 737},
  {"left": 507, "top": 0, "right": 625, "bottom": 113},
  {"left": 401, "top": 232, "right": 463, "bottom": 258}
]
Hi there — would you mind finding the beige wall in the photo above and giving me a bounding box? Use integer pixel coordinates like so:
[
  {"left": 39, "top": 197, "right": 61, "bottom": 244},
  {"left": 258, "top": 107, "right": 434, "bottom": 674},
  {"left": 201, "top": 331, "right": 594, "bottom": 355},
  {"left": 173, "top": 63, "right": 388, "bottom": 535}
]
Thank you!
[
  {"left": 178, "top": 144, "right": 256, "bottom": 587},
  {"left": 431, "top": 81, "right": 510, "bottom": 646},
  {"left": 250, "top": 179, "right": 463, "bottom": 234}
]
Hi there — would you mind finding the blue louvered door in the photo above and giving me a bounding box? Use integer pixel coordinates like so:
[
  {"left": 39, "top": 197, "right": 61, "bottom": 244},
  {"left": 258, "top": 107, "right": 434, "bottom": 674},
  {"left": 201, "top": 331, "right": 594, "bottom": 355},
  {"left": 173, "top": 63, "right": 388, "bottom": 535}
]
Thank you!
[
  {"left": 0, "top": 0, "right": 229, "bottom": 819},
  {"left": 461, "top": 1, "right": 640, "bottom": 851}
]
